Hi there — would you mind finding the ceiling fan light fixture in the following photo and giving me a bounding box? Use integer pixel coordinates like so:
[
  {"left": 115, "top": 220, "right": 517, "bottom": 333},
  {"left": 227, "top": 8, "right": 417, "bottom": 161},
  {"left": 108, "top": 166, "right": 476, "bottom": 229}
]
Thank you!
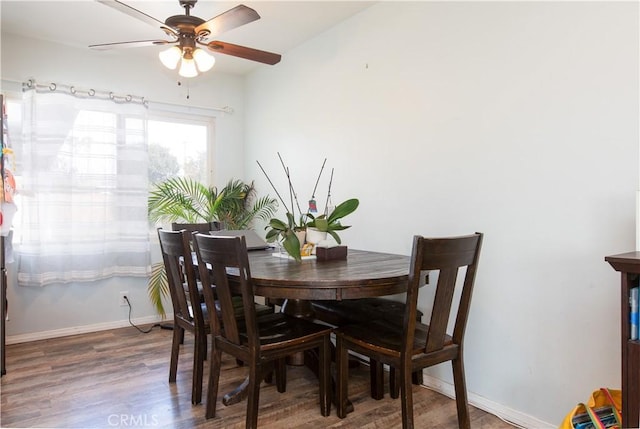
[
  {"left": 193, "top": 48, "right": 215, "bottom": 72},
  {"left": 91, "top": 1, "right": 281, "bottom": 76},
  {"left": 178, "top": 57, "right": 198, "bottom": 78},
  {"left": 159, "top": 46, "right": 182, "bottom": 70}
]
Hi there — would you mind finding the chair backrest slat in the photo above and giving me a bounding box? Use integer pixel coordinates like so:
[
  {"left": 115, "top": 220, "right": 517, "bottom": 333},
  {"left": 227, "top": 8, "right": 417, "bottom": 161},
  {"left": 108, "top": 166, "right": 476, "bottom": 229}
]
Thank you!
[
  {"left": 193, "top": 234, "right": 259, "bottom": 352},
  {"left": 404, "top": 233, "right": 483, "bottom": 356},
  {"left": 425, "top": 266, "right": 459, "bottom": 352}
]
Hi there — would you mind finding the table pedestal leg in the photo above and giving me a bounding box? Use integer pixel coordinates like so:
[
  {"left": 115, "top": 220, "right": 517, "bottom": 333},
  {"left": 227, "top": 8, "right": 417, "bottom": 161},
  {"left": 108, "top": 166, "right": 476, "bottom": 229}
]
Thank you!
[
  {"left": 281, "top": 299, "right": 314, "bottom": 365},
  {"left": 222, "top": 362, "right": 278, "bottom": 406},
  {"left": 222, "top": 378, "right": 249, "bottom": 406},
  {"left": 280, "top": 299, "right": 315, "bottom": 319}
]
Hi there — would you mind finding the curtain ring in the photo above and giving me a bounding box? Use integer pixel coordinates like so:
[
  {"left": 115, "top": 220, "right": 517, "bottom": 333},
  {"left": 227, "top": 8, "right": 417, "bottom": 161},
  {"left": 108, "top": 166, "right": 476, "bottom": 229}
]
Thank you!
[
  {"left": 70, "top": 86, "right": 76, "bottom": 94},
  {"left": 49, "top": 83, "right": 57, "bottom": 91},
  {"left": 109, "top": 92, "right": 115, "bottom": 99},
  {"left": 126, "top": 95, "right": 132, "bottom": 102},
  {"left": 88, "top": 89, "right": 95, "bottom": 96}
]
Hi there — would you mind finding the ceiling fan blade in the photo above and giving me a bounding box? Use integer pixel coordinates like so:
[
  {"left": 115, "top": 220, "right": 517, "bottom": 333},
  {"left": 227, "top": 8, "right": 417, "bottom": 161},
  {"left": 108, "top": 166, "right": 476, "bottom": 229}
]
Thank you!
[
  {"left": 195, "top": 5, "right": 260, "bottom": 37},
  {"left": 206, "top": 41, "right": 281, "bottom": 65},
  {"left": 89, "top": 40, "right": 172, "bottom": 50},
  {"left": 96, "top": 0, "right": 166, "bottom": 29}
]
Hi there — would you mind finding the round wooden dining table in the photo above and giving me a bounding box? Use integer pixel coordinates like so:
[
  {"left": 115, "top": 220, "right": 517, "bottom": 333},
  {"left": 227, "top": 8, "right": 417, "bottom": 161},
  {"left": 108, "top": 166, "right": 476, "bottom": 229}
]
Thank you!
[
  {"left": 221, "top": 247, "right": 411, "bottom": 411},
  {"left": 245, "top": 248, "right": 410, "bottom": 316}
]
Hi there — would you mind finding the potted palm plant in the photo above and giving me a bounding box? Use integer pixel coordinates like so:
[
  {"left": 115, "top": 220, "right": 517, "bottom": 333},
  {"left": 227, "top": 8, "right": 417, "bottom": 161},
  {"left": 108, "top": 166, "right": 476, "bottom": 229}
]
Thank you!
[{"left": 148, "top": 177, "right": 277, "bottom": 316}]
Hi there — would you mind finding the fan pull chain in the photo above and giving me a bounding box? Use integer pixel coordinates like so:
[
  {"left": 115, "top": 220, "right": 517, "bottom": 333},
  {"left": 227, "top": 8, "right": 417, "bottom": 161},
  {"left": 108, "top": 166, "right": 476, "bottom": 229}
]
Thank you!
[{"left": 176, "top": 80, "right": 190, "bottom": 100}]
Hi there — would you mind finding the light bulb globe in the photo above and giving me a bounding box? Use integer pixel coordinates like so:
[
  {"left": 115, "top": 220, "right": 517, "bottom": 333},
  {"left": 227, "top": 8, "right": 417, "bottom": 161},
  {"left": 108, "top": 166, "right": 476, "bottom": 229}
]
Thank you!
[
  {"left": 158, "top": 46, "right": 182, "bottom": 70},
  {"left": 193, "top": 48, "right": 215, "bottom": 72},
  {"left": 178, "top": 58, "right": 198, "bottom": 78}
]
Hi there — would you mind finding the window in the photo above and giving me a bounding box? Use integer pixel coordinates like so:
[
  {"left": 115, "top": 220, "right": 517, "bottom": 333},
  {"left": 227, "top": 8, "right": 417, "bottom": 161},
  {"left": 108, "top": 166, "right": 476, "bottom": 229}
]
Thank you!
[
  {"left": 7, "top": 88, "right": 213, "bottom": 287},
  {"left": 147, "top": 114, "right": 212, "bottom": 186}
]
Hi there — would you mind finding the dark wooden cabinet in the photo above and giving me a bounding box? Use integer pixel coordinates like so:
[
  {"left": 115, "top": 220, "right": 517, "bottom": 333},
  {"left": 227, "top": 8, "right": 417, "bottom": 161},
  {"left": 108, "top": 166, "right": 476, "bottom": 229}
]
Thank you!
[{"left": 605, "top": 252, "right": 640, "bottom": 428}]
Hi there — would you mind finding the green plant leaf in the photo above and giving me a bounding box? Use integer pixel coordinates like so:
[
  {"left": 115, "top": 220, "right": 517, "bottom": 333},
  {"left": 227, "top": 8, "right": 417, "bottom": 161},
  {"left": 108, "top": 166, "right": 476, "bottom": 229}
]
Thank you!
[
  {"left": 330, "top": 223, "right": 350, "bottom": 232},
  {"left": 285, "top": 212, "right": 297, "bottom": 229},
  {"left": 282, "top": 229, "right": 302, "bottom": 261},
  {"left": 269, "top": 218, "right": 288, "bottom": 231},
  {"left": 327, "top": 198, "right": 359, "bottom": 224},
  {"left": 314, "top": 218, "right": 329, "bottom": 232},
  {"left": 147, "top": 262, "right": 168, "bottom": 318},
  {"left": 327, "top": 230, "right": 342, "bottom": 244},
  {"left": 265, "top": 228, "right": 280, "bottom": 242}
]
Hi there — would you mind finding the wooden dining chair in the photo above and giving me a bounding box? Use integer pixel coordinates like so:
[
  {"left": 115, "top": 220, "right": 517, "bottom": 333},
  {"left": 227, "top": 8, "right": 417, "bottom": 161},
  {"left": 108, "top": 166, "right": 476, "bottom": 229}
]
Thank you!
[
  {"left": 159, "top": 227, "right": 274, "bottom": 405},
  {"left": 192, "top": 233, "right": 333, "bottom": 428},
  {"left": 172, "top": 222, "right": 286, "bottom": 315},
  {"left": 171, "top": 221, "right": 274, "bottom": 319},
  {"left": 158, "top": 228, "right": 209, "bottom": 405},
  {"left": 310, "top": 298, "right": 425, "bottom": 399},
  {"left": 335, "top": 232, "right": 483, "bottom": 429}
]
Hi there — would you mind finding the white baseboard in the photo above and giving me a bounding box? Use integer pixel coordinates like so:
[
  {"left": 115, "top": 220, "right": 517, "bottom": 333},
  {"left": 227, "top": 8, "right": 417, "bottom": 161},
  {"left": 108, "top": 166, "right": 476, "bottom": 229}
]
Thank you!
[
  {"left": 421, "top": 373, "right": 553, "bottom": 429},
  {"left": 6, "top": 314, "right": 166, "bottom": 345}
]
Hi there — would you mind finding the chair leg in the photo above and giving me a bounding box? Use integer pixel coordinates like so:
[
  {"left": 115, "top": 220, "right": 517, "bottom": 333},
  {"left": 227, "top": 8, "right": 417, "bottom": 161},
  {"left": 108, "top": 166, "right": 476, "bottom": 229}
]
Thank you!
[
  {"left": 264, "top": 368, "right": 273, "bottom": 384},
  {"left": 390, "top": 366, "right": 400, "bottom": 399},
  {"left": 389, "top": 366, "right": 419, "bottom": 399},
  {"left": 246, "top": 361, "right": 261, "bottom": 429},
  {"left": 205, "top": 347, "right": 222, "bottom": 419},
  {"left": 412, "top": 369, "right": 423, "bottom": 386},
  {"left": 369, "top": 359, "right": 384, "bottom": 399},
  {"left": 178, "top": 326, "right": 185, "bottom": 345},
  {"left": 169, "top": 325, "right": 182, "bottom": 383},
  {"left": 192, "top": 332, "right": 206, "bottom": 404},
  {"left": 275, "top": 358, "right": 287, "bottom": 393},
  {"left": 452, "top": 357, "right": 471, "bottom": 429},
  {"left": 336, "top": 335, "right": 349, "bottom": 419},
  {"left": 319, "top": 337, "right": 331, "bottom": 416},
  {"left": 400, "top": 364, "right": 414, "bottom": 429}
]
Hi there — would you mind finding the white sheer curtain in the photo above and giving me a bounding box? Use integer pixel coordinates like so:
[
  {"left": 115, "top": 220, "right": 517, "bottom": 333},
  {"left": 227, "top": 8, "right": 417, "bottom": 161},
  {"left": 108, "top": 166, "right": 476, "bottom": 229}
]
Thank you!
[{"left": 16, "top": 85, "right": 150, "bottom": 286}]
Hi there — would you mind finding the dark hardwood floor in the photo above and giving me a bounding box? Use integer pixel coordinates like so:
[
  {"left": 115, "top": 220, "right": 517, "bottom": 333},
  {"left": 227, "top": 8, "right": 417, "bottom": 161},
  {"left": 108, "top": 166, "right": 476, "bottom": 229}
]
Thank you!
[{"left": 1, "top": 325, "right": 515, "bottom": 428}]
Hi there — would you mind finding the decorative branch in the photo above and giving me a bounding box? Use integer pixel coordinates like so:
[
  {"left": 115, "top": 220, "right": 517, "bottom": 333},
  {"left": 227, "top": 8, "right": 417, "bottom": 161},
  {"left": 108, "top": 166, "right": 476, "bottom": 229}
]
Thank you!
[
  {"left": 324, "top": 168, "right": 334, "bottom": 216},
  {"left": 256, "top": 160, "right": 290, "bottom": 213},
  {"left": 277, "top": 152, "right": 303, "bottom": 218},
  {"left": 309, "top": 158, "right": 326, "bottom": 213}
]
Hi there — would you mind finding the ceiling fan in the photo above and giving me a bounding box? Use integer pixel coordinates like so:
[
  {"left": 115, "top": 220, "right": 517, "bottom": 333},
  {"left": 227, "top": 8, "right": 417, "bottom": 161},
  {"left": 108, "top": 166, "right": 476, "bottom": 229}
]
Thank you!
[{"left": 89, "top": 0, "right": 282, "bottom": 77}]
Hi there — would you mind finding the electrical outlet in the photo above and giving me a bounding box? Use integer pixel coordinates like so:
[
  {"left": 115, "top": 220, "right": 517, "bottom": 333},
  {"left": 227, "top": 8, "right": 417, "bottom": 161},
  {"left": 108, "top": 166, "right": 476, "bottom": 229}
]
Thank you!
[{"left": 119, "top": 291, "right": 129, "bottom": 307}]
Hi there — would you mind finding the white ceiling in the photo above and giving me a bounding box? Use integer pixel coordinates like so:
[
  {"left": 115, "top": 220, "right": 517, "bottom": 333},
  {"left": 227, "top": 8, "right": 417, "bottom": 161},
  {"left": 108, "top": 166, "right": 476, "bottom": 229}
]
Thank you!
[{"left": 0, "top": 0, "right": 375, "bottom": 75}]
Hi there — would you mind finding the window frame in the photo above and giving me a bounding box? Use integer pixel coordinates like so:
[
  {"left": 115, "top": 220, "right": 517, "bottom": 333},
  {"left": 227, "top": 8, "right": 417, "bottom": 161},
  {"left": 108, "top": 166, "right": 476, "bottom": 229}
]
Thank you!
[{"left": 146, "top": 105, "right": 216, "bottom": 186}]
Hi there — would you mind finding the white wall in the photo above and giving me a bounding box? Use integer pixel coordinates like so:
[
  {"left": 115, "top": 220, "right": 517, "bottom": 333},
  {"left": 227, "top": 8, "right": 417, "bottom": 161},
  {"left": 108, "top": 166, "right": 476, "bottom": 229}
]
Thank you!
[
  {"left": 0, "top": 33, "right": 247, "bottom": 339},
  {"left": 244, "top": 2, "right": 638, "bottom": 427}
]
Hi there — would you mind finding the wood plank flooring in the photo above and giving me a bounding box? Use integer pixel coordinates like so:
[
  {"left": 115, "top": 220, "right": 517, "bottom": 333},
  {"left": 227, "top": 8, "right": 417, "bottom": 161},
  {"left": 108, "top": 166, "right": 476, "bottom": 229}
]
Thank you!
[{"left": 1, "top": 325, "right": 516, "bottom": 428}]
